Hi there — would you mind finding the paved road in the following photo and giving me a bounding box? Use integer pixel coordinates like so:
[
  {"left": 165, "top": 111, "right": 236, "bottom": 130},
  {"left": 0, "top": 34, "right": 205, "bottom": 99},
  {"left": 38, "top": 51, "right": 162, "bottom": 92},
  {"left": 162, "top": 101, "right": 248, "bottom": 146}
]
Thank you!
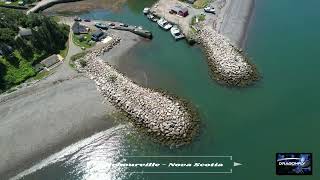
[{"left": 44, "top": 25, "right": 81, "bottom": 82}]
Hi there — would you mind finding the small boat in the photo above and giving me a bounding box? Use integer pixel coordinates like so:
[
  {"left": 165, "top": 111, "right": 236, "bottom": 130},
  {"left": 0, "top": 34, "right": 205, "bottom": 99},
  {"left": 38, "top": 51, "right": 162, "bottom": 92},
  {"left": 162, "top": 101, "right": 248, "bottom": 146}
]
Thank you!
[
  {"left": 95, "top": 23, "right": 108, "bottom": 30},
  {"left": 151, "top": 16, "right": 159, "bottom": 22},
  {"left": 147, "top": 13, "right": 154, "bottom": 20},
  {"left": 133, "top": 29, "right": 153, "bottom": 39},
  {"left": 143, "top": 7, "right": 150, "bottom": 14},
  {"left": 170, "top": 25, "right": 185, "bottom": 40},
  {"left": 157, "top": 18, "right": 173, "bottom": 30},
  {"left": 147, "top": 13, "right": 159, "bottom": 22}
]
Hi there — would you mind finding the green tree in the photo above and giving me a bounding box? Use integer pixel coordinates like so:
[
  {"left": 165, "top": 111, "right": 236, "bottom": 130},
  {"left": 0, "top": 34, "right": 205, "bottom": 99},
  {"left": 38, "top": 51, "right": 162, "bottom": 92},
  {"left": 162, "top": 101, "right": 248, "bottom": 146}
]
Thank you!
[
  {"left": 0, "top": 62, "right": 7, "bottom": 91},
  {"left": 0, "top": 28, "right": 16, "bottom": 46}
]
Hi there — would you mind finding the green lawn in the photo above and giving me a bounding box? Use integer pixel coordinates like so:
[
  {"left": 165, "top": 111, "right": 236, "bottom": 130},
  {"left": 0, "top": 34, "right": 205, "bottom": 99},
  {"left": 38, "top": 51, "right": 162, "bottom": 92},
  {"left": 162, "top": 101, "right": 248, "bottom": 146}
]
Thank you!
[
  {"left": 52, "top": 16, "right": 61, "bottom": 22},
  {"left": 193, "top": 0, "right": 211, "bottom": 9},
  {"left": 0, "top": 51, "right": 35, "bottom": 86},
  {"left": 72, "top": 34, "right": 95, "bottom": 49},
  {"left": 33, "top": 70, "right": 51, "bottom": 80}
]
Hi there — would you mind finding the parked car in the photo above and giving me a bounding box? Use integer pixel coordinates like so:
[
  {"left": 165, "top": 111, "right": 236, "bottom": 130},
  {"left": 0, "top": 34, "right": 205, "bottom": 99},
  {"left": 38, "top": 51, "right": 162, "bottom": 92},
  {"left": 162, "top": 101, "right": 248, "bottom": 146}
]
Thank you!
[
  {"left": 108, "top": 22, "right": 115, "bottom": 27},
  {"left": 204, "top": 6, "right": 215, "bottom": 14},
  {"left": 74, "top": 17, "right": 82, "bottom": 21},
  {"left": 119, "top": 23, "right": 129, "bottom": 27}
]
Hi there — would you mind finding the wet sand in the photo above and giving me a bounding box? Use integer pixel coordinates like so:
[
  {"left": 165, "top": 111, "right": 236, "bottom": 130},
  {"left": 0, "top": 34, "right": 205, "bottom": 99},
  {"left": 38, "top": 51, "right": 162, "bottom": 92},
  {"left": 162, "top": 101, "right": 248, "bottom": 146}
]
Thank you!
[
  {"left": 0, "top": 77, "right": 116, "bottom": 179},
  {"left": 43, "top": 0, "right": 127, "bottom": 14},
  {"left": 0, "top": 20, "right": 142, "bottom": 178}
]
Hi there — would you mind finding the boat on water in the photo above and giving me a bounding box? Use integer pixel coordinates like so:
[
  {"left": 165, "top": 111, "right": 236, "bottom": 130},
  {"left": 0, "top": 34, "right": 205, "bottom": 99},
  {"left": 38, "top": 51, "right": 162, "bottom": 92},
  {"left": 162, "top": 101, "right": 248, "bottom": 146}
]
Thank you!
[
  {"left": 157, "top": 18, "right": 173, "bottom": 30},
  {"left": 143, "top": 7, "right": 150, "bottom": 14},
  {"left": 170, "top": 25, "right": 185, "bottom": 40},
  {"left": 95, "top": 23, "right": 108, "bottom": 30},
  {"left": 133, "top": 29, "right": 153, "bottom": 39},
  {"left": 147, "top": 13, "right": 159, "bottom": 22}
]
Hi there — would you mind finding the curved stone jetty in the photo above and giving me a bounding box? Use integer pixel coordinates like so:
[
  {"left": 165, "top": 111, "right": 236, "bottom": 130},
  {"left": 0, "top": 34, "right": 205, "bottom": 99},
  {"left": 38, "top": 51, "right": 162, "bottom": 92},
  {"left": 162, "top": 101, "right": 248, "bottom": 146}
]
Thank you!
[
  {"left": 76, "top": 37, "right": 199, "bottom": 147},
  {"left": 199, "top": 28, "right": 259, "bottom": 87}
]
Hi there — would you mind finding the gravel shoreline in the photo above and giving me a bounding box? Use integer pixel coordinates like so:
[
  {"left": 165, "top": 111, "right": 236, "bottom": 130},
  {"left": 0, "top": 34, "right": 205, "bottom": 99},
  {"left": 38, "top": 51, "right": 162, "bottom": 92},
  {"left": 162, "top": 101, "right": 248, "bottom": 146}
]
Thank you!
[
  {"left": 198, "top": 28, "right": 259, "bottom": 87},
  {"left": 0, "top": 77, "right": 117, "bottom": 179},
  {"left": 200, "top": 0, "right": 259, "bottom": 86}
]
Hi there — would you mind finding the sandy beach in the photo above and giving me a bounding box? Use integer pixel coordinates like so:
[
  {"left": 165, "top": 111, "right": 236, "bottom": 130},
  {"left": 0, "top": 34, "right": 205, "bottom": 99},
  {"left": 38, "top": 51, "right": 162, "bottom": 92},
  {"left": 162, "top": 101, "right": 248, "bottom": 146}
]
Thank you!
[
  {"left": 0, "top": 17, "right": 143, "bottom": 178},
  {"left": 0, "top": 76, "right": 117, "bottom": 178},
  {"left": 217, "top": 0, "right": 254, "bottom": 48}
]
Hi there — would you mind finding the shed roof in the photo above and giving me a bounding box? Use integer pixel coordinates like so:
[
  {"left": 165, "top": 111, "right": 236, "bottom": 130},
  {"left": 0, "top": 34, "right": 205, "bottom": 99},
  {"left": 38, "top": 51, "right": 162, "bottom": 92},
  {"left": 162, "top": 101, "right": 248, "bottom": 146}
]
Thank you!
[
  {"left": 40, "top": 54, "right": 60, "bottom": 68},
  {"left": 18, "top": 27, "right": 32, "bottom": 37},
  {"left": 72, "top": 22, "right": 89, "bottom": 34},
  {"left": 92, "top": 30, "right": 103, "bottom": 37},
  {"left": 0, "top": 44, "right": 13, "bottom": 55},
  {"left": 171, "top": 5, "right": 188, "bottom": 13}
]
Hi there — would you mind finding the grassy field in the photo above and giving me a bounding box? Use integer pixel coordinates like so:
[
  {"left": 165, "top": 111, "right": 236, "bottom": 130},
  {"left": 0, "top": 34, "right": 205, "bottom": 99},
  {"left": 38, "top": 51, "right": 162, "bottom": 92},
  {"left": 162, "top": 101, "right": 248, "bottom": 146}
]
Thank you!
[
  {"left": 69, "top": 51, "right": 87, "bottom": 68},
  {"left": 193, "top": 0, "right": 211, "bottom": 9},
  {"left": 191, "top": 14, "right": 206, "bottom": 25},
  {"left": 72, "top": 34, "right": 95, "bottom": 49},
  {"left": 0, "top": 51, "right": 36, "bottom": 87},
  {"left": 33, "top": 70, "right": 51, "bottom": 80}
]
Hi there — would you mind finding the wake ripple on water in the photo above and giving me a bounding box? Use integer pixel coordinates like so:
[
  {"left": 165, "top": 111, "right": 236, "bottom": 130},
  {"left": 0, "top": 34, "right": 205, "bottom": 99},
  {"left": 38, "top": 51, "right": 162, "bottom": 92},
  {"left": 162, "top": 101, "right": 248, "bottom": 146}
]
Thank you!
[{"left": 11, "top": 124, "right": 130, "bottom": 180}]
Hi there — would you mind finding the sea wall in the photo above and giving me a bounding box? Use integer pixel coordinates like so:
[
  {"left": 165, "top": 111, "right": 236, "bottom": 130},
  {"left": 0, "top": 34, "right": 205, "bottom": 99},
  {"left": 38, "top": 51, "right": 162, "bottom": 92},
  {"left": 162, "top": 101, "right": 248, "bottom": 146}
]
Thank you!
[
  {"left": 198, "top": 28, "right": 259, "bottom": 86},
  {"left": 75, "top": 37, "right": 199, "bottom": 147}
]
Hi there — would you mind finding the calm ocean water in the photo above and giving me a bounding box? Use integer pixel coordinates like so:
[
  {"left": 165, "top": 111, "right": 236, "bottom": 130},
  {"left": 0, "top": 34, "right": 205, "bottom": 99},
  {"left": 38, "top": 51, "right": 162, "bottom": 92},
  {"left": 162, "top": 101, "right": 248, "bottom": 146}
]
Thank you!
[{"left": 15, "top": 0, "right": 320, "bottom": 179}]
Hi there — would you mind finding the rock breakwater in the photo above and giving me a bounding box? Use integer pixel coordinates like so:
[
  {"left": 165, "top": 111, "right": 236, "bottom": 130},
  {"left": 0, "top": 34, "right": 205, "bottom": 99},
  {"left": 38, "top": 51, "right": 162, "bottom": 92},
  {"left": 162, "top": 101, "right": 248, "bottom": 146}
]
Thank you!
[
  {"left": 75, "top": 37, "right": 199, "bottom": 147},
  {"left": 198, "top": 28, "right": 259, "bottom": 86}
]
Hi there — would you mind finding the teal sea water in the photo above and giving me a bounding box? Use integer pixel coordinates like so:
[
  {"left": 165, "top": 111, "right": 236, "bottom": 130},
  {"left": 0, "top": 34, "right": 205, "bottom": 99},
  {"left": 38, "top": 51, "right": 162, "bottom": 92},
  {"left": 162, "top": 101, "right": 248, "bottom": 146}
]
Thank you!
[{"left": 18, "top": 0, "right": 320, "bottom": 179}]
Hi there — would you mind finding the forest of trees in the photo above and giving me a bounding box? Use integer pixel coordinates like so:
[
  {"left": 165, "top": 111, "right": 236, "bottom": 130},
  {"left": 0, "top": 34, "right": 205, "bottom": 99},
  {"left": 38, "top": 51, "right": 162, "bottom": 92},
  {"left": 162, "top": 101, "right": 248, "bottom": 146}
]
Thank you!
[{"left": 0, "top": 8, "right": 69, "bottom": 92}]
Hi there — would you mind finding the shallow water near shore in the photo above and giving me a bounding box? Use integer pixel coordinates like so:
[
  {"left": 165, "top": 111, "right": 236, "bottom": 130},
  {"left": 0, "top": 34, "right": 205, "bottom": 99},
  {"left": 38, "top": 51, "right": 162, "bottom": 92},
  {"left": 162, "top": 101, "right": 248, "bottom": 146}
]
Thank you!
[{"left": 16, "top": 0, "right": 320, "bottom": 179}]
